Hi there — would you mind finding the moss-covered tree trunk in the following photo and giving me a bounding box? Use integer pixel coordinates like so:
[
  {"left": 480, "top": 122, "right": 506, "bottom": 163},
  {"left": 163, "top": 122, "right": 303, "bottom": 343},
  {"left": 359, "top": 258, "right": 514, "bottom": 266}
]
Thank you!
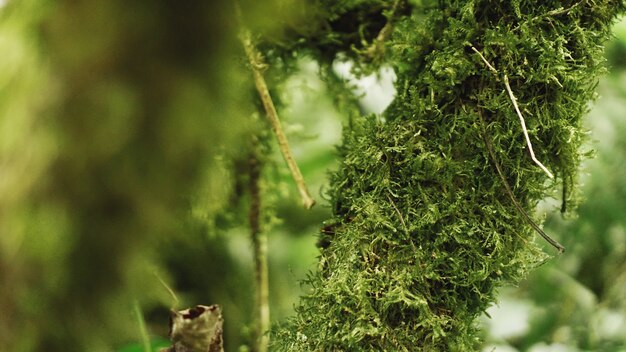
[{"left": 273, "top": 0, "right": 624, "bottom": 350}]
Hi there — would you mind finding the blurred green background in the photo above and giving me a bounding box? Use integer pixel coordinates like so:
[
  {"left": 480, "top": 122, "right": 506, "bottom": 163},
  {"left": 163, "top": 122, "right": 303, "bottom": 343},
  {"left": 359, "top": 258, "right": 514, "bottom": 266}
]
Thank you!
[{"left": 1, "top": 1, "right": 625, "bottom": 351}]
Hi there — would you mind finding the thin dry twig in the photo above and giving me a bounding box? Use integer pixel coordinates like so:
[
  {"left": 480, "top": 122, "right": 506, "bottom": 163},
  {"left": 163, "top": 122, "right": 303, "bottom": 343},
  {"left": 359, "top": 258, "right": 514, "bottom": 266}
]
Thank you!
[
  {"left": 238, "top": 7, "right": 315, "bottom": 209},
  {"left": 477, "top": 109, "right": 565, "bottom": 254},
  {"left": 471, "top": 46, "right": 497, "bottom": 74},
  {"left": 154, "top": 270, "right": 180, "bottom": 309},
  {"left": 471, "top": 45, "right": 554, "bottom": 179},
  {"left": 503, "top": 75, "right": 554, "bottom": 179}
]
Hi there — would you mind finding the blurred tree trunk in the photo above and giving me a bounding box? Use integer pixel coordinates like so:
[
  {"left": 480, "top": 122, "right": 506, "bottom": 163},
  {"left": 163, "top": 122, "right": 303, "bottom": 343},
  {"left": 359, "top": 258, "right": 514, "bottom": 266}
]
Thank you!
[{"left": 0, "top": 1, "right": 247, "bottom": 350}]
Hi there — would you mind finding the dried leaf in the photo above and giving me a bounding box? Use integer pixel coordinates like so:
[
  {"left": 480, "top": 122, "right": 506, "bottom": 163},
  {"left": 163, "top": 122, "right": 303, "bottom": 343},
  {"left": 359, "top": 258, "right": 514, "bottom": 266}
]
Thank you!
[{"left": 161, "top": 305, "right": 224, "bottom": 352}]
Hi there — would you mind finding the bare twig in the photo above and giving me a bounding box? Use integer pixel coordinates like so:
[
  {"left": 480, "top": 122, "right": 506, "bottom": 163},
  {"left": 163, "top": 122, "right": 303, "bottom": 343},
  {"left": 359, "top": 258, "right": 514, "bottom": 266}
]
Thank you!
[
  {"left": 471, "top": 46, "right": 554, "bottom": 179},
  {"left": 503, "top": 75, "right": 554, "bottom": 179},
  {"left": 477, "top": 109, "right": 565, "bottom": 254},
  {"left": 153, "top": 271, "right": 180, "bottom": 309},
  {"left": 471, "top": 46, "right": 497, "bottom": 74},
  {"left": 238, "top": 13, "right": 315, "bottom": 209}
]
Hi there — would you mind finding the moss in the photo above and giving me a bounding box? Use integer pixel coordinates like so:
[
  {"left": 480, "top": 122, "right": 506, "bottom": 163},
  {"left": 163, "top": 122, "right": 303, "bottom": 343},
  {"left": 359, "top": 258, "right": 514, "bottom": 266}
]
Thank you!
[{"left": 273, "top": 0, "right": 624, "bottom": 350}]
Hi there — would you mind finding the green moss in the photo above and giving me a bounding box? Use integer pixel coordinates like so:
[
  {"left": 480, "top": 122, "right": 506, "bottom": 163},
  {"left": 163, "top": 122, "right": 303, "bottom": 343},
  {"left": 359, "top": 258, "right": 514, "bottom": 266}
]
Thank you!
[{"left": 273, "top": 0, "right": 624, "bottom": 350}]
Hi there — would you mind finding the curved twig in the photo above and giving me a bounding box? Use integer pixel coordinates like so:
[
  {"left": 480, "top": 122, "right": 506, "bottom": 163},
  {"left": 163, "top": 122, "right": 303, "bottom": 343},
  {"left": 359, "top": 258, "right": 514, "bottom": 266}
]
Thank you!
[
  {"left": 470, "top": 45, "right": 554, "bottom": 179},
  {"left": 503, "top": 75, "right": 554, "bottom": 179},
  {"left": 477, "top": 109, "right": 565, "bottom": 254}
]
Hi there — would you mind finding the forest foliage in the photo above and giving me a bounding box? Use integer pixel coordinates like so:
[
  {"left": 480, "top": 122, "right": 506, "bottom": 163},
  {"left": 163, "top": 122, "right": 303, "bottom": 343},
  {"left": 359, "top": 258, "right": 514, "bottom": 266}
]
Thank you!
[{"left": 0, "top": 1, "right": 625, "bottom": 351}]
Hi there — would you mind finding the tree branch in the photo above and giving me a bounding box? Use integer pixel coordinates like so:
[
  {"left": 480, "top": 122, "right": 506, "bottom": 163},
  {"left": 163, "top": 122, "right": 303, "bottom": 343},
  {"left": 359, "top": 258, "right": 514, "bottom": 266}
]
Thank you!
[{"left": 239, "top": 23, "right": 316, "bottom": 209}]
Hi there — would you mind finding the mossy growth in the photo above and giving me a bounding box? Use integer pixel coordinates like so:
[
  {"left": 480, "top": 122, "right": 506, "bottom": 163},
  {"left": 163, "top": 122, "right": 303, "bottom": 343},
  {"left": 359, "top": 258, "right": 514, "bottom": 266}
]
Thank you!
[{"left": 273, "top": 0, "right": 625, "bottom": 350}]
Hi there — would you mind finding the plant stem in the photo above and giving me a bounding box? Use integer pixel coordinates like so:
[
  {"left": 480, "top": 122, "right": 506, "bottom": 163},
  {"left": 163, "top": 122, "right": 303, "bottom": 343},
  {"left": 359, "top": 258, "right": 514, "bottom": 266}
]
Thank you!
[
  {"left": 248, "top": 148, "right": 270, "bottom": 352},
  {"left": 133, "top": 300, "right": 151, "bottom": 352},
  {"left": 240, "top": 26, "right": 316, "bottom": 209}
]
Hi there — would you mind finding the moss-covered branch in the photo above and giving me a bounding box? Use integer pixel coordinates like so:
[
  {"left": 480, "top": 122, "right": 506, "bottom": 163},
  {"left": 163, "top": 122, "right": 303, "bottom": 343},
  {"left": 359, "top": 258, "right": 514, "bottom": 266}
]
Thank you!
[{"left": 273, "top": 0, "right": 624, "bottom": 350}]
